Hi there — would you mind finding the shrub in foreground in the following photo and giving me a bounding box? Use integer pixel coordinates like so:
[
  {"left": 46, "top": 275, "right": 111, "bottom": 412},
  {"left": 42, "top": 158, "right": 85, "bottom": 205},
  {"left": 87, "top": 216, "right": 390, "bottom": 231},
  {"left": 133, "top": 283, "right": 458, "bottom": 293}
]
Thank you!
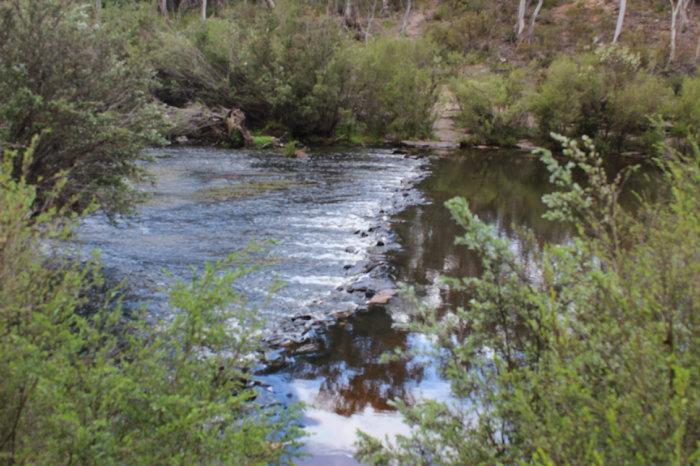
[{"left": 0, "top": 147, "right": 302, "bottom": 465}]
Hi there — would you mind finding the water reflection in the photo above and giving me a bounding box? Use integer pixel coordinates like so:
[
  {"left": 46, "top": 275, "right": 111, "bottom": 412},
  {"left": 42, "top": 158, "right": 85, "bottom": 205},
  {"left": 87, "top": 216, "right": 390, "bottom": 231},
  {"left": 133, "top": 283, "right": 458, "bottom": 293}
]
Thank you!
[
  {"left": 389, "top": 150, "right": 568, "bottom": 312},
  {"left": 282, "top": 308, "right": 424, "bottom": 415}
]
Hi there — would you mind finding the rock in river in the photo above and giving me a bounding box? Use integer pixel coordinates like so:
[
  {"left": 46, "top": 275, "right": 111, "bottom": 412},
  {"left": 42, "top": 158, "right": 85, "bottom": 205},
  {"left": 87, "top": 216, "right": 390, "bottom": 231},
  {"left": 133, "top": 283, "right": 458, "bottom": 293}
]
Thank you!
[{"left": 367, "top": 289, "right": 397, "bottom": 307}]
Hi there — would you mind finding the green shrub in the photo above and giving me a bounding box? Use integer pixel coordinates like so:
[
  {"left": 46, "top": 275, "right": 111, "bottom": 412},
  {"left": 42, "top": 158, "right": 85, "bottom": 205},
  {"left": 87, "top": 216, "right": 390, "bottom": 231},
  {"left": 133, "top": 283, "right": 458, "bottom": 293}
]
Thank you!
[
  {"left": 344, "top": 37, "right": 440, "bottom": 139},
  {"left": 0, "top": 0, "right": 165, "bottom": 216},
  {"left": 530, "top": 53, "right": 606, "bottom": 141},
  {"left": 356, "top": 135, "right": 700, "bottom": 464},
  {"left": 428, "top": 10, "right": 499, "bottom": 56},
  {"left": 531, "top": 46, "right": 673, "bottom": 152},
  {"left": 122, "top": 4, "right": 439, "bottom": 141},
  {"left": 282, "top": 140, "right": 299, "bottom": 157},
  {"left": 450, "top": 68, "right": 533, "bottom": 146},
  {"left": 0, "top": 146, "right": 302, "bottom": 465},
  {"left": 675, "top": 76, "right": 700, "bottom": 140},
  {"left": 144, "top": 5, "right": 351, "bottom": 138}
]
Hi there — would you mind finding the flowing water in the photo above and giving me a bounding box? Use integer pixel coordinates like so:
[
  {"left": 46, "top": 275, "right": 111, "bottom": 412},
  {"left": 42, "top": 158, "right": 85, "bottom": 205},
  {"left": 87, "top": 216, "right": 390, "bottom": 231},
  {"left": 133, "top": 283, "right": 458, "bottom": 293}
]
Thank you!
[{"left": 75, "top": 146, "right": 651, "bottom": 464}]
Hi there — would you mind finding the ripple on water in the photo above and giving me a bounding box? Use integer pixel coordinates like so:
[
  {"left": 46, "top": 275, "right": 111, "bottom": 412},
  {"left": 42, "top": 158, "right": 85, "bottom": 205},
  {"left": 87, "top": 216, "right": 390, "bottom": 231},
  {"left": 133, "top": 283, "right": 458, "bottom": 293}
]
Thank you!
[{"left": 75, "top": 146, "right": 426, "bottom": 324}]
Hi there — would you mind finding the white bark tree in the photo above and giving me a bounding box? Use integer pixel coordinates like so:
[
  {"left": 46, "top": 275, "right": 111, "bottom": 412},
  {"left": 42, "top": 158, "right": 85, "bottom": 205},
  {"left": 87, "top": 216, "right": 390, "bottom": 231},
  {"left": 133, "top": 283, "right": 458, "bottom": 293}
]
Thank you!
[
  {"left": 201, "top": 0, "right": 207, "bottom": 20},
  {"left": 365, "top": 0, "right": 378, "bottom": 43},
  {"left": 527, "top": 0, "right": 543, "bottom": 44},
  {"left": 613, "top": 0, "right": 627, "bottom": 43},
  {"left": 400, "top": 0, "right": 411, "bottom": 35},
  {"left": 158, "top": 0, "right": 168, "bottom": 19},
  {"left": 380, "top": 0, "right": 390, "bottom": 16},
  {"left": 680, "top": 0, "right": 691, "bottom": 32},
  {"left": 344, "top": 0, "right": 355, "bottom": 28},
  {"left": 516, "top": 0, "right": 529, "bottom": 41},
  {"left": 669, "top": 0, "right": 684, "bottom": 63}
]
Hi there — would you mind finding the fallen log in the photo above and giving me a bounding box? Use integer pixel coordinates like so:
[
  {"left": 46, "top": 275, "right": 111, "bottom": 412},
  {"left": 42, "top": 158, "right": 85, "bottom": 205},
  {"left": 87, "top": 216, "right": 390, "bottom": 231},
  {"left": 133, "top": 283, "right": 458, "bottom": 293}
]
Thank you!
[{"left": 162, "top": 102, "right": 253, "bottom": 147}]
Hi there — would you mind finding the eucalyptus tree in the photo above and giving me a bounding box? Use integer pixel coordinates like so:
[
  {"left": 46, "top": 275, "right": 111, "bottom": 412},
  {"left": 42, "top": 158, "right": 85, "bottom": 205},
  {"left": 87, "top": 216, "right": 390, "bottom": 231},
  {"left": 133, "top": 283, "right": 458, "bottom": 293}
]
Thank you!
[
  {"left": 613, "top": 0, "right": 627, "bottom": 43},
  {"left": 516, "top": 0, "right": 527, "bottom": 40},
  {"left": 527, "top": 0, "right": 543, "bottom": 44}
]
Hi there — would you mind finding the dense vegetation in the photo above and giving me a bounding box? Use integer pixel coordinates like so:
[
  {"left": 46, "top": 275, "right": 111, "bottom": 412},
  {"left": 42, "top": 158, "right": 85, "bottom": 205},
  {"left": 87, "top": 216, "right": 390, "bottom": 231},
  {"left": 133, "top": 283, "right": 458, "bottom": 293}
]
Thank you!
[{"left": 1, "top": 0, "right": 700, "bottom": 464}]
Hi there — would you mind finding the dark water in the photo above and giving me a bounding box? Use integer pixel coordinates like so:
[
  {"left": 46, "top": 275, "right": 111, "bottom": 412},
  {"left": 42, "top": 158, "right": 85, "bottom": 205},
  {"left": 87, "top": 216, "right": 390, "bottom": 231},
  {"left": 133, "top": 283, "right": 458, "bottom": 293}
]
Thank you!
[{"left": 74, "top": 146, "right": 651, "bottom": 464}]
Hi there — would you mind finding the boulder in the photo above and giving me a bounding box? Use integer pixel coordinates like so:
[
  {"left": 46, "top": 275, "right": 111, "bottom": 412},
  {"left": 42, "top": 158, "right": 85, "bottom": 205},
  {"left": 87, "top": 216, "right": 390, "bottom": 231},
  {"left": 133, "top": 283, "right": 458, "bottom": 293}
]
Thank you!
[
  {"left": 367, "top": 289, "right": 397, "bottom": 307},
  {"left": 331, "top": 309, "right": 355, "bottom": 320}
]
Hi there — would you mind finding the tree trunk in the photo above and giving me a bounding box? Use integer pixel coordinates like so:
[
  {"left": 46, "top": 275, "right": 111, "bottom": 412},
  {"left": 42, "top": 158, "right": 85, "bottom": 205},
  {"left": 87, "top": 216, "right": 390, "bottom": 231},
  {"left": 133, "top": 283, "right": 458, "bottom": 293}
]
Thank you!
[
  {"left": 669, "top": 0, "right": 682, "bottom": 63},
  {"left": 264, "top": 0, "right": 276, "bottom": 9},
  {"left": 163, "top": 103, "right": 253, "bottom": 146},
  {"left": 380, "top": 0, "right": 390, "bottom": 16},
  {"left": 516, "top": 0, "right": 528, "bottom": 41},
  {"left": 225, "top": 108, "right": 253, "bottom": 147},
  {"left": 201, "top": 0, "right": 206, "bottom": 20},
  {"left": 365, "top": 0, "right": 378, "bottom": 43},
  {"left": 680, "top": 0, "right": 691, "bottom": 32},
  {"left": 527, "top": 0, "right": 543, "bottom": 44},
  {"left": 400, "top": 0, "right": 411, "bottom": 35},
  {"left": 695, "top": 29, "right": 700, "bottom": 61},
  {"left": 159, "top": 0, "right": 169, "bottom": 18},
  {"left": 613, "top": 0, "right": 627, "bottom": 43},
  {"left": 344, "top": 0, "right": 354, "bottom": 28}
]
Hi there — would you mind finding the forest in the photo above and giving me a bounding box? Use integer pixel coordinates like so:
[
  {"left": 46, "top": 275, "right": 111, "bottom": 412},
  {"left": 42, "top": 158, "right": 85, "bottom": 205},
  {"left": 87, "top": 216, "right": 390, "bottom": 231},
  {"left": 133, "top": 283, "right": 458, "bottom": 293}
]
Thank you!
[{"left": 1, "top": 0, "right": 700, "bottom": 464}]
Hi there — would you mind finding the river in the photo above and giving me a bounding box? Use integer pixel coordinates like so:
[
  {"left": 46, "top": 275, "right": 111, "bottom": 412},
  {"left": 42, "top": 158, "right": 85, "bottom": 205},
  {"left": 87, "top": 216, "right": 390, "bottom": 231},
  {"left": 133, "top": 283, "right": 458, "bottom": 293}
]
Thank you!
[{"left": 74, "top": 146, "right": 645, "bottom": 464}]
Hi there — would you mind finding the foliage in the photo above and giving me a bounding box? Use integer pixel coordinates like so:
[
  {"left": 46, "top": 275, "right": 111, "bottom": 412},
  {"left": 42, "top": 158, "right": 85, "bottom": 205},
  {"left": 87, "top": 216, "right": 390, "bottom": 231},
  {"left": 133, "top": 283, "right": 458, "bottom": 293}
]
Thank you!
[
  {"left": 450, "top": 68, "right": 533, "bottom": 146},
  {"left": 0, "top": 0, "right": 165, "bottom": 216},
  {"left": 429, "top": 9, "right": 500, "bottom": 57},
  {"left": 282, "top": 141, "right": 299, "bottom": 157},
  {"left": 0, "top": 146, "right": 302, "bottom": 465},
  {"left": 342, "top": 37, "right": 440, "bottom": 139},
  {"left": 674, "top": 76, "right": 700, "bottom": 142},
  {"left": 252, "top": 135, "right": 276, "bottom": 149},
  {"left": 135, "top": 5, "right": 438, "bottom": 140},
  {"left": 356, "top": 134, "right": 700, "bottom": 464},
  {"left": 531, "top": 46, "right": 672, "bottom": 152}
]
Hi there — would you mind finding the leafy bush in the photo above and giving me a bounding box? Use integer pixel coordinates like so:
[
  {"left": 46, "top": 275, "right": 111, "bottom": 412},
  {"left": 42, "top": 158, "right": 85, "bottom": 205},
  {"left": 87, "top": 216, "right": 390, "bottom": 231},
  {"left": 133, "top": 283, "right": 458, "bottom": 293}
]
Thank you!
[
  {"left": 450, "top": 68, "right": 533, "bottom": 146},
  {"left": 142, "top": 8, "right": 438, "bottom": 141},
  {"left": 0, "top": 146, "right": 302, "bottom": 464},
  {"left": 675, "top": 76, "right": 700, "bottom": 140},
  {"left": 0, "top": 0, "right": 165, "bottom": 216},
  {"left": 357, "top": 135, "right": 700, "bottom": 464},
  {"left": 343, "top": 37, "right": 440, "bottom": 139},
  {"left": 531, "top": 47, "right": 672, "bottom": 152},
  {"left": 145, "top": 5, "right": 351, "bottom": 137},
  {"left": 428, "top": 10, "right": 499, "bottom": 56}
]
